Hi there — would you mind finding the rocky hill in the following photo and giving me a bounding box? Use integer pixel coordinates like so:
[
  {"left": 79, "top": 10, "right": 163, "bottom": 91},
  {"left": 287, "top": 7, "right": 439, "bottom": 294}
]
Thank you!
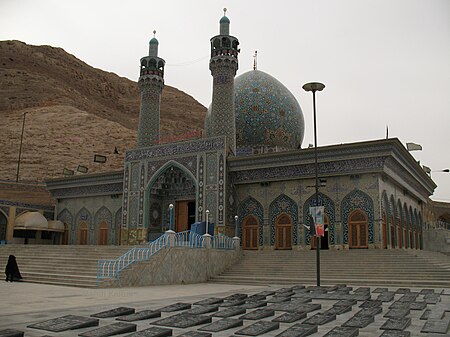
[{"left": 0, "top": 40, "right": 207, "bottom": 183}]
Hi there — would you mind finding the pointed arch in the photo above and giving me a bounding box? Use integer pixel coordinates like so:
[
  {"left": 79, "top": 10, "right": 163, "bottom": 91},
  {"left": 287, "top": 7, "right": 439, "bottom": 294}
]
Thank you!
[
  {"left": 269, "top": 194, "right": 298, "bottom": 246},
  {"left": 146, "top": 160, "right": 197, "bottom": 192},
  {"left": 389, "top": 195, "right": 397, "bottom": 248},
  {"left": 242, "top": 215, "right": 260, "bottom": 250},
  {"left": 275, "top": 213, "right": 293, "bottom": 250},
  {"left": 58, "top": 208, "right": 74, "bottom": 244},
  {"left": 303, "top": 192, "right": 336, "bottom": 245},
  {"left": 75, "top": 207, "right": 92, "bottom": 245},
  {"left": 381, "top": 191, "right": 389, "bottom": 248},
  {"left": 403, "top": 203, "right": 410, "bottom": 248},
  {"left": 237, "top": 197, "right": 264, "bottom": 247},
  {"left": 341, "top": 189, "right": 374, "bottom": 245},
  {"left": 397, "top": 199, "right": 404, "bottom": 248},
  {"left": 94, "top": 206, "right": 112, "bottom": 245}
]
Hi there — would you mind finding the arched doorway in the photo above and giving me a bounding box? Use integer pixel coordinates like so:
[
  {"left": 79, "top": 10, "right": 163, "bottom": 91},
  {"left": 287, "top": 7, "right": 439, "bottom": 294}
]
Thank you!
[
  {"left": 0, "top": 211, "right": 7, "bottom": 241},
  {"left": 311, "top": 214, "right": 329, "bottom": 250},
  {"left": 382, "top": 212, "right": 388, "bottom": 249},
  {"left": 242, "top": 216, "right": 259, "bottom": 250},
  {"left": 98, "top": 221, "right": 108, "bottom": 245},
  {"left": 275, "top": 214, "right": 292, "bottom": 250},
  {"left": 397, "top": 218, "right": 402, "bottom": 248},
  {"left": 62, "top": 223, "right": 69, "bottom": 245},
  {"left": 390, "top": 215, "right": 395, "bottom": 248},
  {"left": 78, "top": 222, "right": 88, "bottom": 245},
  {"left": 348, "top": 210, "right": 368, "bottom": 249}
]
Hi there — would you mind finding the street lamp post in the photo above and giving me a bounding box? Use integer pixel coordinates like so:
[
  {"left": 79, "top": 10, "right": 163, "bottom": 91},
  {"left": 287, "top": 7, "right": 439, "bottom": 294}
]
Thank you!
[
  {"left": 234, "top": 215, "right": 239, "bottom": 237},
  {"left": 16, "top": 111, "right": 29, "bottom": 182},
  {"left": 206, "top": 210, "right": 210, "bottom": 235},
  {"left": 169, "top": 204, "right": 174, "bottom": 231},
  {"left": 302, "top": 82, "right": 325, "bottom": 287}
]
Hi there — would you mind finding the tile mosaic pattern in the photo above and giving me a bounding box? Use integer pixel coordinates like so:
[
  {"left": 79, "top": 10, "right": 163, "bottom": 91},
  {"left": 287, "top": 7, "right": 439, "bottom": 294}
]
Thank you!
[{"left": 234, "top": 70, "right": 304, "bottom": 153}]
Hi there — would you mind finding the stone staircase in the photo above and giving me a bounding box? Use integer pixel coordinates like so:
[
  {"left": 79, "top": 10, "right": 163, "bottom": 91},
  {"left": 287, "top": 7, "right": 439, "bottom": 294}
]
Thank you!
[
  {"left": 210, "top": 249, "right": 450, "bottom": 288},
  {"left": 0, "top": 245, "right": 130, "bottom": 288}
]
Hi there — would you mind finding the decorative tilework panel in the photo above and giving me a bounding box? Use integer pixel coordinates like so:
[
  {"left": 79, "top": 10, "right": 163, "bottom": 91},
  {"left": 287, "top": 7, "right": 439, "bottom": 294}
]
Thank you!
[
  {"left": 303, "top": 193, "right": 336, "bottom": 245},
  {"left": 237, "top": 197, "right": 264, "bottom": 246},
  {"left": 122, "top": 165, "right": 129, "bottom": 228},
  {"left": 198, "top": 156, "right": 204, "bottom": 221},
  {"left": 147, "top": 156, "right": 197, "bottom": 182},
  {"left": 341, "top": 189, "right": 374, "bottom": 244},
  {"left": 114, "top": 208, "right": 121, "bottom": 245},
  {"left": 139, "top": 164, "right": 145, "bottom": 227},
  {"left": 75, "top": 207, "right": 92, "bottom": 244},
  {"left": 57, "top": 208, "right": 73, "bottom": 244},
  {"left": 94, "top": 207, "right": 112, "bottom": 245},
  {"left": 137, "top": 79, "right": 163, "bottom": 148},
  {"left": 218, "top": 153, "right": 225, "bottom": 225},
  {"left": 269, "top": 194, "right": 298, "bottom": 246},
  {"left": 129, "top": 196, "right": 139, "bottom": 228}
]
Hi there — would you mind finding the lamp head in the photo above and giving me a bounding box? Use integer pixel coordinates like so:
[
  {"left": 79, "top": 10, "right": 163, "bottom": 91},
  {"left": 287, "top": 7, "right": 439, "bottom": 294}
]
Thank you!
[
  {"left": 169, "top": 203, "right": 173, "bottom": 209},
  {"left": 302, "top": 82, "right": 325, "bottom": 92},
  {"left": 206, "top": 209, "right": 210, "bottom": 214},
  {"left": 234, "top": 215, "right": 238, "bottom": 221}
]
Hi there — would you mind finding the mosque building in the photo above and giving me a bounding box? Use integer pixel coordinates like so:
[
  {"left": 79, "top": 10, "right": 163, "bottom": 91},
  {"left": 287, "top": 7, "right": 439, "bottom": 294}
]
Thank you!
[{"left": 43, "top": 12, "right": 436, "bottom": 251}]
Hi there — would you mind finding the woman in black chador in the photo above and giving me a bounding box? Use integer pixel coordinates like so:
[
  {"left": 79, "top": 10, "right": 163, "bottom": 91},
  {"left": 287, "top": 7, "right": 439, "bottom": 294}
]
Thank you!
[{"left": 5, "top": 255, "right": 22, "bottom": 282}]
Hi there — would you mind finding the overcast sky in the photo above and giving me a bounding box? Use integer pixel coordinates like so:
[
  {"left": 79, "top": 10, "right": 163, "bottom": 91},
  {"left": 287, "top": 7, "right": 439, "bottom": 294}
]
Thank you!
[{"left": 1, "top": 0, "right": 449, "bottom": 201}]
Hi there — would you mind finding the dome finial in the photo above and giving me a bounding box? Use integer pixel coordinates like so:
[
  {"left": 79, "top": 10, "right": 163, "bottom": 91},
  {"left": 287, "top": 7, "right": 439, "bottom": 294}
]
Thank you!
[
  {"left": 223, "top": 7, "right": 227, "bottom": 16},
  {"left": 153, "top": 30, "right": 156, "bottom": 38},
  {"left": 253, "top": 51, "right": 258, "bottom": 70}
]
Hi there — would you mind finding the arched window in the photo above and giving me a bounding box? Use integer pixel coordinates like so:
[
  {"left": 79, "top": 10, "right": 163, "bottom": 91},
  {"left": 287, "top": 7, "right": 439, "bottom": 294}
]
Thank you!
[
  {"left": 275, "top": 214, "right": 292, "bottom": 250},
  {"left": 213, "top": 38, "right": 220, "bottom": 50},
  {"left": 98, "top": 221, "right": 108, "bottom": 245},
  {"left": 242, "top": 216, "right": 258, "bottom": 250},
  {"left": 78, "top": 222, "right": 88, "bottom": 245},
  {"left": 222, "top": 37, "right": 231, "bottom": 48},
  {"left": 348, "top": 210, "right": 368, "bottom": 249}
]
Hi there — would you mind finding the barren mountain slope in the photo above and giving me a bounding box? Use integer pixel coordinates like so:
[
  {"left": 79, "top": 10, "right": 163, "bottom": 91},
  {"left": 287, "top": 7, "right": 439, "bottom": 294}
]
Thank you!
[{"left": 0, "top": 40, "right": 207, "bottom": 182}]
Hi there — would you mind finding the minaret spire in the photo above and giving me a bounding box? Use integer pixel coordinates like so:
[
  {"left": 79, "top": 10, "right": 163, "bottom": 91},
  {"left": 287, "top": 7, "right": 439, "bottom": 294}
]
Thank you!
[{"left": 253, "top": 51, "right": 257, "bottom": 70}]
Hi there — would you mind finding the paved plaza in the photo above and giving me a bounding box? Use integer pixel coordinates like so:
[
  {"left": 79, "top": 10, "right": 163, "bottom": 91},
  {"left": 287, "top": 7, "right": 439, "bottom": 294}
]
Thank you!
[{"left": 0, "top": 281, "right": 449, "bottom": 337}]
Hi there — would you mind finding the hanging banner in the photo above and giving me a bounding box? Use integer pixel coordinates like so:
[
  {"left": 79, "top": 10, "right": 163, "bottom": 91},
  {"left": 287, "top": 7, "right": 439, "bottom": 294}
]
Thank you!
[{"left": 309, "top": 206, "right": 325, "bottom": 237}]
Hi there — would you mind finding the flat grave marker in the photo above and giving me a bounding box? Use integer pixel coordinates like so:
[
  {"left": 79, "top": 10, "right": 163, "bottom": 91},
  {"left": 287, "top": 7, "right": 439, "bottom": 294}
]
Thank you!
[
  {"left": 303, "top": 312, "right": 336, "bottom": 325},
  {"left": 79, "top": 322, "right": 136, "bottom": 337},
  {"left": 239, "top": 308, "right": 274, "bottom": 320},
  {"left": 158, "top": 303, "right": 191, "bottom": 312},
  {"left": 380, "top": 317, "right": 411, "bottom": 331},
  {"left": 255, "top": 291, "right": 275, "bottom": 297},
  {"left": 273, "top": 323, "right": 317, "bottom": 337},
  {"left": 272, "top": 311, "right": 307, "bottom": 323},
  {"left": 343, "top": 315, "right": 375, "bottom": 328},
  {"left": 334, "top": 299, "right": 356, "bottom": 307},
  {"left": 359, "top": 300, "right": 382, "bottom": 309},
  {"left": 325, "top": 305, "right": 352, "bottom": 315},
  {"left": 122, "top": 327, "right": 172, "bottom": 337},
  {"left": 267, "top": 297, "right": 291, "bottom": 303},
  {"left": 395, "top": 288, "right": 411, "bottom": 294},
  {"left": 194, "top": 298, "right": 223, "bottom": 306},
  {"left": 91, "top": 307, "right": 135, "bottom": 318},
  {"left": 409, "top": 301, "right": 427, "bottom": 310},
  {"left": 183, "top": 305, "right": 219, "bottom": 315},
  {"left": 377, "top": 292, "right": 395, "bottom": 302},
  {"left": 175, "top": 332, "right": 211, "bottom": 337},
  {"left": 247, "top": 295, "right": 266, "bottom": 301},
  {"left": 220, "top": 300, "right": 246, "bottom": 307},
  {"left": 116, "top": 310, "right": 161, "bottom": 322},
  {"left": 323, "top": 326, "right": 358, "bottom": 337},
  {"left": 212, "top": 307, "right": 246, "bottom": 318},
  {"left": 421, "top": 318, "right": 450, "bottom": 334},
  {"left": 419, "top": 289, "right": 435, "bottom": 295},
  {"left": 0, "top": 330, "right": 24, "bottom": 337},
  {"left": 28, "top": 315, "right": 99, "bottom": 332},
  {"left": 235, "top": 321, "right": 279, "bottom": 336},
  {"left": 198, "top": 318, "right": 243, "bottom": 332},
  {"left": 384, "top": 308, "right": 410, "bottom": 318},
  {"left": 379, "top": 331, "right": 411, "bottom": 337},
  {"left": 374, "top": 288, "right": 389, "bottom": 293},
  {"left": 224, "top": 294, "right": 248, "bottom": 301},
  {"left": 268, "top": 302, "right": 320, "bottom": 313},
  {"left": 238, "top": 301, "right": 267, "bottom": 309},
  {"left": 356, "top": 306, "right": 383, "bottom": 316},
  {"left": 420, "top": 309, "right": 431, "bottom": 320},
  {"left": 398, "top": 294, "right": 418, "bottom": 303},
  {"left": 424, "top": 294, "right": 441, "bottom": 304},
  {"left": 389, "top": 302, "right": 411, "bottom": 310},
  {"left": 153, "top": 314, "right": 211, "bottom": 329}
]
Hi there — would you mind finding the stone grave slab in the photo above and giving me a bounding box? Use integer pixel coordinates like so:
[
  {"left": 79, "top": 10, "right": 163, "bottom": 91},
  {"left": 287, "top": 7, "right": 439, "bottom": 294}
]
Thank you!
[
  {"left": 379, "top": 331, "right": 411, "bottom": 337},
  {"left": 290, "top": 294, "right": 313, "bottom": 302},
  {"left": 409, "top": 301, "right": 427, "bottom": 310},
  {"left": 116, "top": 310, "right": 161, "bottom": 322},
  {"left": 153, "top": 314, "right": 211, "bottom": 329},
  {"left": 389, "top": 302, "right": 411, "bottom": 310},
  {"left": 194, "top": 298, "right": 223, "bottom": 306},
  {"left": 0, "top": 330, "right": 24, "bottom": 337},
  {"left": 267, "top": 296, "right": 291, "bottom": 303},
  {"left": 175, "top": 332, "right": 211, "bottom": 337},
  {"left": 212, "top": 307, "right": 246, "bottom": 318},
  {"left": 91, "top": 307, "right": 135, "bottom": 318},
  {"left": 334, "top": 299, "right": 357, "bottom": 307},
  {"left": 198, "top": 318, "right": 243, "bottom": 332},
  {"left": 122, "top": 327, "right": 172, "bottom": 337},
  {"left": 373, "top": 288, "right": 389, "bottom": 293},
  {"left": 158, "top": 303, "right": 191, "bottom": 312},
  {"left": 276, "top": 287, "right": 295, "bottom": 293},
  {"left": 220, "top": 300, "right": 246, "bottom": 307},
  {"left": 419, "top": 289, "right": 435, "bottom": 295},
  {"left": 255, "top": 290, "right": 275, "bottom": 297},
  {"left": 421, "top": 318, "right": 450, "bottom": 334},
  {"left": 384, "top": 308, "right": 410, "bottom": 318},
  {"left": 303, "top": 312, "right": 336, "bottom": 325},
  {"left": 424, "top": 294, "right": 441, "bottom": 304},
  {"left": 420, "top": 309, "right": 431, "bottom": 320},
  {"left": 273, "top": 323, "right": 317, "bottom": 337},
  {"left": 79, "top": 322, "right": 136, "bottom": 337},
  {"left": 353, "top": 293, "right": 371, "bottom": 301},
  {"left": 224, "top": 293, "right": 248, "bottom": 301},
  {"left": 28, "top": 315, "right": 99, "bottom": 332},
  {"left": 272, "top": 311, "right": 307, "bottom": 323},
  {"left": 238, "top": 301, "right": 267, "bottom": 309},
  {"left": 323, "top": 326, "right": 359, "bottom": 337},
  {"left": 235, "top": 321, "right": 279, "bottom": 336},
  {"left": 380, "top": 317, "right": 411, "bottom": 331},
  {"left": 183, "top": 305, "right": 219, "bottom": 315},
  {"left": 354, "top": 287, "right": 371, "bottom": 294},
  {"left": 239, "top": 308, "right": 275, "bottom": 320},
  {"left": 395, "top": 288, "right": 411, "bottom": 294},
  {"left": 359, "top": 300, "right": 382, "bottom": 309},
  {"left": 343, "top": 315, "right": 375, "bottom": 328},
  {"left": 398, "top": 294, "right": 418, "bottom": 303},
  {"left": 356, "top": 306, "right": 383, "bottom": 316},
  {"left": 377, "top": 292, "right": 395, "bottom": 302},
  {"left": 292, "top": 285, "right": 306, "bottom": 290},
  {"left": 247, "top": 295, "right": 267, "bottom": 301},
  {"left": 325, "top": 305, "right": 352, "bottom": 315},
  {"left": 268, "top": 302, "right": 320, "bottom": 313},
  {"left": 334, "top": 287, "right": 352, "bottom": 294}
]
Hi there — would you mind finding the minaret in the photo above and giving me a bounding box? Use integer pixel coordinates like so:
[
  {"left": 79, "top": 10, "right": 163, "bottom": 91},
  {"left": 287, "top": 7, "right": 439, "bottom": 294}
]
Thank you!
[
  {"left": 206, "top": 8, "right": 240, "bottom": 154},
  {"left": 137, "top": 31, "right": 165, "bottom": 148}
]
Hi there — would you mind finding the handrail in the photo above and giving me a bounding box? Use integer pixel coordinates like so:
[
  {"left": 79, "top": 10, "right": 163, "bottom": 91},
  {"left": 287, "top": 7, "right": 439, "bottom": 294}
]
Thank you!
[
  {"left": 97, "top": 234, "right": 168, "bottom": 279},
  {"left": 212, "top": 234, "right": 235, "bottom": 249},
  {"left": 174, "top": 230, "right": 204, "bottom": 248}
]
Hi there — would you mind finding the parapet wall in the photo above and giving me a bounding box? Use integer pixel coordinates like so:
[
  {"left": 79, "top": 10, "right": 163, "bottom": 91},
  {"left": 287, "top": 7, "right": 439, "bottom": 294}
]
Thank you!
[
  {"left": 101, "top": 246, "right": 241, "bottom": 287},
  {"left": 423, "top": 228, "right": 450, "bottom": 253}
]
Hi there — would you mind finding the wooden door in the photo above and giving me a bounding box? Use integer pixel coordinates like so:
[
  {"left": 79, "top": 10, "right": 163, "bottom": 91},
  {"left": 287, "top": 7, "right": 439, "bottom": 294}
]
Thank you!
[
  {"left": 242, "top": 216, "right": 258, "bottom": 250},
  {"left": 410, "top": 231, "right": 414, "bottom": 249},
  {"left": 348, "top": 210, "right": 368, "bottom": 249},
  {"left": 98, "top": 221, "right": 108, "bottom": 245},
  {"left": 390, "top": 216, "right": 395, "bottom": 248},
  {"left": 78, "top": 222, "right": 88, "bottom": 245},
  {"left": 62, "top": 223, "right": 69, "bottom": 245},
  {"left": 175, "top": 201, "right": 189, "bottom": 232},
  {"left": 275, "top": 214, "right": 292, "bottom": 250},
  {"left": 382, "top": 213, "right": 387, "bottom": 249},
  {"left": 404, "top": 228, "right": 408, "bottom": 248},
  {"left": 397, "top": 223, "right": 402, "bottom": 248}
]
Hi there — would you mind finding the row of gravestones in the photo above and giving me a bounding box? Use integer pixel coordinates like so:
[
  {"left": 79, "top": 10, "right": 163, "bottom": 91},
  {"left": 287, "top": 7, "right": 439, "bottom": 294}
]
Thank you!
[{"left": 0, "top": 285, "right": 448, "bottom": 337}]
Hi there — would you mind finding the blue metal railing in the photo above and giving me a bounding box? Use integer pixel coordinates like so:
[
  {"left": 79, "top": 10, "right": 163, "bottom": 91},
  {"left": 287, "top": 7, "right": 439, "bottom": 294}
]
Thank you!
[
  {"left": 174, "top": 230, "right": 204, "bottom": 248},
  {"left": 212, "top": 234, "right": 235, "bottom": 249},
  {"left": 97, "top": 234, "right": 168, "bottom": 279}
]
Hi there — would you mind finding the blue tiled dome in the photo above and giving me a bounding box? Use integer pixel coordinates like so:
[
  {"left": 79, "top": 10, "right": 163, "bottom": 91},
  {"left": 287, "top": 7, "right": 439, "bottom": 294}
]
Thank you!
[{"left": 235, "top": 70, "right": 305, "bottom": 153}]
